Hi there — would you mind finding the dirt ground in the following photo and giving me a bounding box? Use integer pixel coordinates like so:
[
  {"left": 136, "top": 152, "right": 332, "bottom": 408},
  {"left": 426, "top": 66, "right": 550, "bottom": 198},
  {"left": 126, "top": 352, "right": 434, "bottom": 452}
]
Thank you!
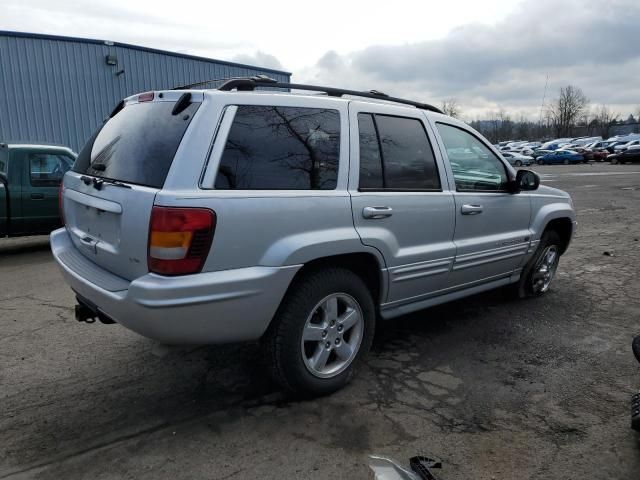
[{"left": 1, "top": 163, "right": 640, "bottom": 479}]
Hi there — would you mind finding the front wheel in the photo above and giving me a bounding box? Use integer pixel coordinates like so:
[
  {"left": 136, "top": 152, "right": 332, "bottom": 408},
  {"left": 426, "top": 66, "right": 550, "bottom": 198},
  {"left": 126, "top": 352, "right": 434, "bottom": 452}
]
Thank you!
[
  {"left": 263, "top": 268, "right": 375, "bottom": 397},
  {"left": 610, "top": 157, "right": 618, "bottom": 165},
  {"left": 537, "top": 159, "right": 545, "bottom": 165},
  {"left": 563, "top": 159, "right": 570, "bottom": 165},
  {"left": 515, "top": 160, "right": 522, "bottom": 167},
  {"left": 514, "top": 231, "right": 562, "bottom": 298}
]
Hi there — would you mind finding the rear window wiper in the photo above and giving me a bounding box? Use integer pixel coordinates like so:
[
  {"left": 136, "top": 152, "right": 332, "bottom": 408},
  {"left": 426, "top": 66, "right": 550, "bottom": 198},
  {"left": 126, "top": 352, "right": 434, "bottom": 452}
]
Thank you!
[{"left": 80, "top": 175, "right": 132, "bottom": 190}]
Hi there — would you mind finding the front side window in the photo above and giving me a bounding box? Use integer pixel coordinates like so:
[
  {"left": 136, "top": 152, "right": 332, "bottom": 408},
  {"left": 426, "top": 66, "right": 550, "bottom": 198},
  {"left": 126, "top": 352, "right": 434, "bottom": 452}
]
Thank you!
[
  {"left": 436, "top": 123, "right": 508, "bottom": 192},
  {"left": 215, "top": 105, "right": 340, "bottom": 190},
  {"left": 29, "top": 153, "right": 73, "bottom": 187},
  {"left": 357, "top": 113, "right": 440, "bottom": 190}
]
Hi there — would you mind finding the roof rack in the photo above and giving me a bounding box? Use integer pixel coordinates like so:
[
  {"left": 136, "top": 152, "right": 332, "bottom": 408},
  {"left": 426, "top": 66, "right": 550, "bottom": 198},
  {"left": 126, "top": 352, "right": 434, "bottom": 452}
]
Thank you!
[{"left": 216, "top": 76, "right": 443, "bottom": 114}]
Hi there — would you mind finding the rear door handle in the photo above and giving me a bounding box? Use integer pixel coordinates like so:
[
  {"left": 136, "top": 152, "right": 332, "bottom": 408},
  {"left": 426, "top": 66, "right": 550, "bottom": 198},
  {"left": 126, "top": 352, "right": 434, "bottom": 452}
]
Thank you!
[
  {"left": 363, "top": 206, "right": 393, "bottom": 219},
  {"left": 30, "top": 193, "right": 44, "bottom": 200},
  {"left": 461, "top": 204, "right": 483, "bottom": 215}
]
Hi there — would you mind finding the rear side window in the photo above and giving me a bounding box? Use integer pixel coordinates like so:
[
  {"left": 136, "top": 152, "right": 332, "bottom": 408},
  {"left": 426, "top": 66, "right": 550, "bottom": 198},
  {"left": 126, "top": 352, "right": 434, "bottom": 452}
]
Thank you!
[
  {"left": 358, "top": 114, "right": 383, "bottom": 189},
  {"left": 215, "top": 105, "right": 340, "bottom": 190},
  {"left": 357, "top": 113, "right": 440, "bottom": 190},
  {"left": 73, "top": 100, "right": 200, "bottom": 188},
  {"left": 29, "top": 153, "right": 73, "bottom": 187}
]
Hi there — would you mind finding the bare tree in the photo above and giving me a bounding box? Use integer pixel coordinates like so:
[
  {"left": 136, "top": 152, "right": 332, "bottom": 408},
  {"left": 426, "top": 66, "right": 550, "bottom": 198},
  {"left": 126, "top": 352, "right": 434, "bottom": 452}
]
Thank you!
[
  {"left": 546, "top": 85, "right": 589, "bottom": 137},
  {"left": 441, "top": 99, "right": 460, "bottom": 118},
  {"left": 516, "top": 114, "right": 530, "bottom": 139},
  {"left": 593, "top": 105, "right": 618, "bottom": 139},
  {"left": 497, "top": 108, "right": 513, "bottom": 141}
]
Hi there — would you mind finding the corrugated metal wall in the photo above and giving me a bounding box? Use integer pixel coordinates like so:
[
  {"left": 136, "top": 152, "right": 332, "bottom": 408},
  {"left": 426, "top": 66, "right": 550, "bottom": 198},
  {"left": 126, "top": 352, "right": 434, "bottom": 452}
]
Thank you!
[{"left": 0, "top": 32, "right": 291, "bottom": 152}]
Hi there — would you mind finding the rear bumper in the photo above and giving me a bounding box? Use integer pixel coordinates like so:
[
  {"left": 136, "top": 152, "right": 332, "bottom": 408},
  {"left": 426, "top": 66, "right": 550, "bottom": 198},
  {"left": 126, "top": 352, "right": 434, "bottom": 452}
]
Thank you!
[{"left": 50, "top": 228, "right": 300, "bottom": 344}]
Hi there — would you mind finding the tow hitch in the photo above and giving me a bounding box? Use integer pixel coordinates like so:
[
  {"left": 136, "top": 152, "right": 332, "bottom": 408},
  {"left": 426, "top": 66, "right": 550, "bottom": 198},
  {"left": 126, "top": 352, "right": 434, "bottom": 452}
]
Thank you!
[{"left": 75, "top": 298, "right": 116, "bottom": 324}]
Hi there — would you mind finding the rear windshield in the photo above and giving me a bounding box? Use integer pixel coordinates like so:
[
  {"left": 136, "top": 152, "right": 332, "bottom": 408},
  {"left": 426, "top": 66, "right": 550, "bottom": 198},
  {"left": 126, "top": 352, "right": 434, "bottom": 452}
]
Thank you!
[{"left": 73, "top": 100, "right": 200, "bottom": 188}]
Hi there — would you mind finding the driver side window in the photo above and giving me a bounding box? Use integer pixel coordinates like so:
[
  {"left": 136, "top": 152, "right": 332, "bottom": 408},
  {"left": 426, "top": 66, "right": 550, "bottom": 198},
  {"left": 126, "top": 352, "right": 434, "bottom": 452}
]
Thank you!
[
  {"left": 29, "top": 153, "right": 73, "bottom": 187},
  {"left": 436, "top": 123, "right": 508, "bottom": 192}
]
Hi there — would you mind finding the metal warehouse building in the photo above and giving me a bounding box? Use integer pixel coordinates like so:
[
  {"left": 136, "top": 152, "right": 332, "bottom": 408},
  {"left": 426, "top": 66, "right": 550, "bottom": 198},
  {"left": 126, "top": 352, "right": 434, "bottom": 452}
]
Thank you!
[{"left": 0, "top": 31, "right": 291, "bottom": 152}]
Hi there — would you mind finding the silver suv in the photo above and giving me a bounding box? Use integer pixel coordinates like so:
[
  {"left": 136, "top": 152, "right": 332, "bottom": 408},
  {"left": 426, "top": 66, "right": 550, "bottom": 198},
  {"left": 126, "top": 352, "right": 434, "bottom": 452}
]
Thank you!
[{"left": 51, "top": 78, "right": 576, "bottom": 396}]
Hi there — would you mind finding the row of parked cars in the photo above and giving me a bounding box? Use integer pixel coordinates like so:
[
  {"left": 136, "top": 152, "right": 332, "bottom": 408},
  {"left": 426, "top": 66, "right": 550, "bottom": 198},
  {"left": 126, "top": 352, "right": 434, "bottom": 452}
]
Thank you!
[{"left": 494, "top": 135, "right": 640, "bottom": 166}]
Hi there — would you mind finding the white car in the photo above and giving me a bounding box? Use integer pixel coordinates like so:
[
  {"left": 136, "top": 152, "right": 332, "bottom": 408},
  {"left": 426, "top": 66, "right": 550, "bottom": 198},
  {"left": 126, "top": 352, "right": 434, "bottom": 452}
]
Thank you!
[
  {"left": 614, "top": 140, "right": 640, "bottom": 152},
  {"left": 501, "top": 151, "right": 534, "bottom": 166}
]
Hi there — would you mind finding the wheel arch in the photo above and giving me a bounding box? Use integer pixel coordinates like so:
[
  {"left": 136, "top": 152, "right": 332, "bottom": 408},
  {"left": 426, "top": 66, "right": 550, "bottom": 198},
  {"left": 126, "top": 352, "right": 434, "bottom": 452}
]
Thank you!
[
  {"left": 530, "top": 203, "right": 576, "bottom": 255},
  {"left": 288, "top": 251, "right": 387, "bottom": 307},
  {"left": 542, "top": 217, "right": 574, "bottom": 254}
]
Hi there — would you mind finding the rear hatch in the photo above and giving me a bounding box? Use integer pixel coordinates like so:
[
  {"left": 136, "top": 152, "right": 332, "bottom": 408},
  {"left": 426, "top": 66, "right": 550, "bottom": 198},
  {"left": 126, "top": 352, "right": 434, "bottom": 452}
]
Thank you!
[{"left": 62, "top": 93, "right": 201, "bottom": 280}]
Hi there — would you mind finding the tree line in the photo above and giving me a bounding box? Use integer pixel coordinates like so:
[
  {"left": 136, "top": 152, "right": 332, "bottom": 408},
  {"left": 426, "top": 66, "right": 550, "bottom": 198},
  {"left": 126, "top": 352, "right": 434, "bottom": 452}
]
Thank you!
[{"left": 440, "top": 86, "right": 640, "bottom": 143}]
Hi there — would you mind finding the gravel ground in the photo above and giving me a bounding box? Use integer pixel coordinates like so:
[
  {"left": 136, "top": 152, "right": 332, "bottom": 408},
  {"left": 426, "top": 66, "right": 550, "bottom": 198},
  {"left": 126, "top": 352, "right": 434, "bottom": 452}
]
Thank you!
[{"left": 1, "top": 163, "right": 640, "bottom": 479}]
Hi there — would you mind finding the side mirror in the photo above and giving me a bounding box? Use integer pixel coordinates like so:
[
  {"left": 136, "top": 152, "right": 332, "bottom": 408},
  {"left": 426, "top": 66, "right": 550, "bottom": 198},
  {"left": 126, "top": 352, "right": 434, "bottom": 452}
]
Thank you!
[{"left": 511, "top": 169, "right": 540, "bottom": 193}]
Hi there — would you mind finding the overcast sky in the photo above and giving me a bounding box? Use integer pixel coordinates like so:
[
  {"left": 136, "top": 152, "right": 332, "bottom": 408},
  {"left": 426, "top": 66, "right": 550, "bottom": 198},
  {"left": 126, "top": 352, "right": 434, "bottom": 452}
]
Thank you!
[{"left": 2, "top": 0, "right": 639, "bottom": 119}]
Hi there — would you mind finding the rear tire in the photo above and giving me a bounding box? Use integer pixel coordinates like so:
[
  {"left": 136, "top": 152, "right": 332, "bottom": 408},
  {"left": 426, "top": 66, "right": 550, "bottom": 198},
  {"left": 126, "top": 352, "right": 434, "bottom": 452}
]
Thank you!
[
  {"left": 537, "top": 159, "right": 545, "bottom": 165},
  {"left": 513, "top": 230, "right": 562, "bottom": 298},
  {"left": 263, "top": 268, "right": 376, "bottom": 397},
  {"left": 563, "top": 159, "right": 569, "bottom": 165},
  {"left": 610, "top": 157, "right": 618, "bottom": 165},
  {"left": 515, "top": 160, "right": 522, "bottom": 167}
]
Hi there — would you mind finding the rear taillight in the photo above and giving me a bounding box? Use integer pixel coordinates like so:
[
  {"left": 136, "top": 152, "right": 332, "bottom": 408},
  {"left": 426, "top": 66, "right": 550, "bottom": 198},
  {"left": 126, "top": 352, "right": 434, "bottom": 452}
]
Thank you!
[
  {"left": 148, "top": 206, "right": 215, "bottom": 276},
  {"left": 58, "top": 183, "right": 65, "bottom": 225}
]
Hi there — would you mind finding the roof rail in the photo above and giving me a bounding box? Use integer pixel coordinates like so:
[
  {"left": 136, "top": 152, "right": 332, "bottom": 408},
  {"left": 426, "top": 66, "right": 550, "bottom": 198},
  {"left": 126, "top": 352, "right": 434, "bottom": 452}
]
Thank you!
[{"left": 217, "top": 76, "right": 444, "bottom": 114}]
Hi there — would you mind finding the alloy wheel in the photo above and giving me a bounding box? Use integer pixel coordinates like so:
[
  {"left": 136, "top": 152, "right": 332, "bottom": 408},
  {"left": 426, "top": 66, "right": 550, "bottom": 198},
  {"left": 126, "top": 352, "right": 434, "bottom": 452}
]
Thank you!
[
  {"left": 531, "top": 245, "right": 559, "bottom": 294},
  {"left": 300, "top": 293, "right": 364, "bottom": 379}
]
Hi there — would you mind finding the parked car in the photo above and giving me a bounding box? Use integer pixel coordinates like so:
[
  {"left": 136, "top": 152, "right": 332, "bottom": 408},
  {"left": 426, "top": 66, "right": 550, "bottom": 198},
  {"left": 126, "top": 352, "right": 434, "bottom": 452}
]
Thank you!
[
  {"left": 537, "top": 150, "right": 585, "bottom": 165},
  {"left": 559, "top": 144, "right": 588, "bottom": 154},
  {"left": 503, "top": 141, "right": 528, "bottom": 150},
  {"left": 613, "top": 140, "right": 640, "bottom": 152},
  {"left": 50, "top": 79, "right": 576, "bottom": 396},
  {"left": 605, "top": 141, "right": 626, "bottom": 153},
  {"left": 1, "top": 143, "right": 76, "bottom": 237},
  {"left": 532, "top": 149, "right": 554, "bottom": 159},
  {"left": 520, "top": 142, "right": 542, "bottom": 155},
  {"left": 501, "top": 151, "right": 534, "bottom": 166},
  {"left": 570, "top": 136, "right": 602, "bottom": 147},
  {"left": 584, "top": 147, "right": 609, "bottom": 162},
  {"left": 609, "top": 146, "right": 640, "bottom": 164},
  {"left": 585, "top": 140, "right": 609, "bottom": 150},
  {"left": 541, "top": 138, "right": 573, "bottom": 150},
  {"left": 607, "top": 134, "right": 640, "bottom": 144}
]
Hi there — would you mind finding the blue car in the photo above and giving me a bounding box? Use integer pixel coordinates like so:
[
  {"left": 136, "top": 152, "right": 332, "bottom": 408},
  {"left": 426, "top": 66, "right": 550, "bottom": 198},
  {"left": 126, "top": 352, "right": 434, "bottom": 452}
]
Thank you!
[{"left": 536, "top": 150, "right": 585, "bottom": 165}]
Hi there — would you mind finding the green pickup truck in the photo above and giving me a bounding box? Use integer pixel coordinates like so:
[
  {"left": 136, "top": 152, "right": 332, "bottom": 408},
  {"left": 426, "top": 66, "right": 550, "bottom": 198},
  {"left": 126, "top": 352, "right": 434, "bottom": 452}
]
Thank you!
[{"left": 0, "top": 143, "right": 77, "bottom": 237}]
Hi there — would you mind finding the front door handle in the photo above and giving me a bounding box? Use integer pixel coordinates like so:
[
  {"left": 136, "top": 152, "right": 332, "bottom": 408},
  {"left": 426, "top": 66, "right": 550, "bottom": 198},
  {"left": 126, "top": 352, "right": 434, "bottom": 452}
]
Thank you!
[
  {"left": 363, "top": 206, "right": 393, "bottom": 219},
  {"left": 30, "top": 193, "right": 45, "bottom": 200},
  {"left": 461, "top": 204, "right": 483, "bottom": 215}
]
